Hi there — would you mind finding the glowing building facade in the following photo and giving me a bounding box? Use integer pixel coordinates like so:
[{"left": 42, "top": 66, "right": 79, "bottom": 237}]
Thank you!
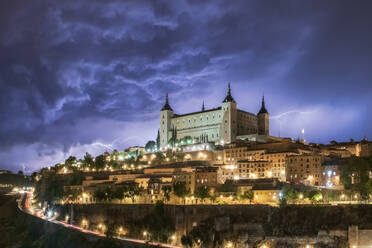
[{"left": 159, "top": 84, "right": 269, "bottom": 149}]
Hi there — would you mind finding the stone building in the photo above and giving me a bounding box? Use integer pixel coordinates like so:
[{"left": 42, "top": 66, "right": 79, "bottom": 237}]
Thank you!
[
  {"left": 194, "top": 166, "right": 218, "bottom": 191},
  {"left": 252, "top": 178, "right": 283, "bottom": 204},
  {"left": 314, "top": 138, "right": 372, "bottom": 157},
  {"left": 286, "top": 154, "right": 323, "bottom": 186},
  {"left": 237, "top": 160, "right": 271, "bottom": 179},
  {"left": 321, "top": 156, "right": 346, "bottom": 188},
  {"left": 159, "top": 83, "right": 269, "bottom": 149},
  {"left": 217, "top": 164, "right": 238, "bottom": 183},
  {"left": 224, "top": 141, "right": 311, "bottom": 181}
]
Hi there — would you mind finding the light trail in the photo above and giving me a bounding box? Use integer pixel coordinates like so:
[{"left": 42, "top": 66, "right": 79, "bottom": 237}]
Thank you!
[{"left": 18, "top": 192, "right": 180, "bottom": 248}]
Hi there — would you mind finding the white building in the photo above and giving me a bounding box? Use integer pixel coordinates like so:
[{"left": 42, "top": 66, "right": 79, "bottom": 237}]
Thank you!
[{"left": 159, "top": 83, "right": 269, "bottom": 149}]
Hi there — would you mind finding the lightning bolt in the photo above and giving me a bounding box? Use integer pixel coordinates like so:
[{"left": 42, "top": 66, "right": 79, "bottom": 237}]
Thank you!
[{"left": 270, "top": 110, "right": 314, "bottom": 120}]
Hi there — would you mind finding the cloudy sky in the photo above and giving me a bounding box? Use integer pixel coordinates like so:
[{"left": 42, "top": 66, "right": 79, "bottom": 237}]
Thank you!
[{"left": 0, "top": 0, "right": 371, "bottom": 172}]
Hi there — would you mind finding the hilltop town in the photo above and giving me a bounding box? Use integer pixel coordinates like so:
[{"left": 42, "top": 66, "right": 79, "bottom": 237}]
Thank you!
[{"left": 33, "top": 86, "right": 372, "bottom": 207}]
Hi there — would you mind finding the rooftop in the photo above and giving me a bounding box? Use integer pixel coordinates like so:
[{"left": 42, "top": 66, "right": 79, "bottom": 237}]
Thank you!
[
  {"left": 145, "top": 161, "right": 210, "bottom": 169},
  {"left": 173, "top": 107, "right": 221, "bottom": 118}
]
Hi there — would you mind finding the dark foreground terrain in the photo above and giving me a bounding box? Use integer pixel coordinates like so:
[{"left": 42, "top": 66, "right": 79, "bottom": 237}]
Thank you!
[{"left": 0, "top": 194, "right": 151, "bottom": 248}]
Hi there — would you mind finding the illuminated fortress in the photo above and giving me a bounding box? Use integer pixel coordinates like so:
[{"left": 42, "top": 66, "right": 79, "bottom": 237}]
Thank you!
[{"left": 159, "top": 84, "right": 270, "bottom": 149}]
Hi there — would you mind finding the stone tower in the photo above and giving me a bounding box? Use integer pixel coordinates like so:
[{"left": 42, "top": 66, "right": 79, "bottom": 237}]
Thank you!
[
  {"left": 160, "top": 93, "right": 174, "bottom": 149},
  {"left": 221, "top": 83, "right": 237, "bottom": 144},
  {"left": 257, "top": 95, "right": 269, "bottom": 135}
]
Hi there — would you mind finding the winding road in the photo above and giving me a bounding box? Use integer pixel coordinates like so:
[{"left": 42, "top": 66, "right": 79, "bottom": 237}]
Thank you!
[{"left": 17, "top": 191, "right": 180, "bottom": 248}]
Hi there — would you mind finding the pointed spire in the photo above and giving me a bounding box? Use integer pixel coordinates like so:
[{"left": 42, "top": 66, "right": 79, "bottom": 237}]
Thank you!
[
  {"left": 161, "top": 92, "right": 173, "bottom": 111},
  {"left": 202, "top": 101, "right": 205, "bottom": 111},
  {"left": 222, "top": 82, "right": 236, "bottom": 103},
  {"left": 258, "top": 94, "right": 268, "bottom": 114}
]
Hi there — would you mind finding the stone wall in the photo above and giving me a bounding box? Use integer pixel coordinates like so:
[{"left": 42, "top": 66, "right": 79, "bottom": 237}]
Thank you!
[
  {"left": 348, "top": 225, "right": 372, "bottom": 248},
  {"left": 56, "top": 203, "right": 372, "bottom": 247}
]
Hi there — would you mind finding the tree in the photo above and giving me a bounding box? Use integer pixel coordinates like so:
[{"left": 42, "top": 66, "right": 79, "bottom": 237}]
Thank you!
[
  {"left": 156, "top": 129, "right": 160, "bottom": 150},
  {"left": 34, "top": 173, "right": 65, "bottom": 204},
  {"left": 94, "top": 188, "right": 106, "bottom": 202},
  {"left": 65, "top": 156, "right": 77, "bottom": 166},
  {"left": 173, "top": 181, "right": 190, "bottom": 204},
  {"left": 174, "top": 152, "right": 185, "bottom": 162},
  {"left": 111, "top": 149, "right": 118, "bottom": 161},
  {"left": 181, "top": 235, "right": 193, "bottom": 248},
  {"left": 281, "top": 184, "right": 298, "bottom": 202},
  {"left": 209, "top": 194, "right": 217, "bottom": 204},
  {"left": 239, "top": 189, "right": 254, "bottom": 204},
  {"left": 108, "top": 160, "right": 120, "bottom": 170},
  {"left": 161, "top": 185, "right": 172, "bottom": 202},
  {"left": 71, "top": 171, "right": 84, "bottom": 185},
  {"left": 194, "top": 186, "right": 210, "bottom": 204},
  {"left": 341, "top": 156, "right": 372, "bottom": 200},
  {"left": 124, "top": 182, "right": 140, "bottom": 203},
  {"left": 306, "top": 189, "right": 322, "bottom": 203},
  {"left": 145, "top": 141, "right": 156, "bottom": 153},
  {"left": 220, "top": 180, "right": 235, "bottom": 192},
  {"left": 17, "top": 170, "right": 24, "bottom": 175},
  {"left": 105, "top": 225, "right": 116, "bottom": 239},
  {"left": 112, "top": 187, "right": 125, "bottom": 202},
  {"left": 143, "top": 201, "right": 175, "bottom": 242},
  {"left": 153, "top": 152, "right": 165, "bottom": 165},
  {"left": 63, "top": 187, "right": 82, "bottom": 202},
  {"left": 178, "top": 136, "right": 192, "bottom": 146},
  {"left": 83, "top": 152, "right": 94, "bottom": 167},
  {"left": 94, "top": 155, "right": 106, "bottom": 170}
]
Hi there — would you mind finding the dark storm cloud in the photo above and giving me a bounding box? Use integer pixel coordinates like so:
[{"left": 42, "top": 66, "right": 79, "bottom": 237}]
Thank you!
[{"left": 0, "top": 0, "right": 371, "bottom": 172}]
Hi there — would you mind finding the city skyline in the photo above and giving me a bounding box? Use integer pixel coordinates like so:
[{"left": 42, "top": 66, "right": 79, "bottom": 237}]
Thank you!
[{"left": 1, "top": 0, "right": 372, "bottom": 172}]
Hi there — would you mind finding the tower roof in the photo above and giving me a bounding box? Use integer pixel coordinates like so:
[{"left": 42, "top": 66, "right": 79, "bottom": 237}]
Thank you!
[
  {"left": 258, "top": 95, "right": 268, "bottom": 114},
  {"left": 161, "top": 93, "right": 173, "bottom": 111},
  {"left": 222, "top": 82, "right": 236, "bottom": 103}
]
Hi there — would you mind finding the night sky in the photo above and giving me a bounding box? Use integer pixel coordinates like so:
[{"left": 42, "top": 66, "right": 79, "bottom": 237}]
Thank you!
[{"left": 1, "top": 0, "right": 371, "bottom": 172}]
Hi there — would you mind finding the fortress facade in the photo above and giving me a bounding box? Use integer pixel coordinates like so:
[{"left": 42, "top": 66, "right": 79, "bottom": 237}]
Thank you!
[{"left": 159, "top": 84, "right": 269, "bottom": 149}]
